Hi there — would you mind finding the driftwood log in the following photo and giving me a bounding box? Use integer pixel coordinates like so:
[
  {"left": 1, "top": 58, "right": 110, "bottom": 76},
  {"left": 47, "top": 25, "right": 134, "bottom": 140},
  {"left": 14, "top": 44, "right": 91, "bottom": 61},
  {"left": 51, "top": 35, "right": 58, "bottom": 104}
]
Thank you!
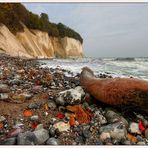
[{"left": 80, "top": 67, "right": 148, "bottom": 114}]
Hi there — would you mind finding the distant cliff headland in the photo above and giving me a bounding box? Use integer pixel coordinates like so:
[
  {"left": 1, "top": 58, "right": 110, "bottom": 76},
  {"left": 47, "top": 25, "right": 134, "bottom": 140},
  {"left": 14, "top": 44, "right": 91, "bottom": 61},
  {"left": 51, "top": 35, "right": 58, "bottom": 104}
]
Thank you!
[{"left": 0, "top": 3, "right": 83, "bottom": 58}]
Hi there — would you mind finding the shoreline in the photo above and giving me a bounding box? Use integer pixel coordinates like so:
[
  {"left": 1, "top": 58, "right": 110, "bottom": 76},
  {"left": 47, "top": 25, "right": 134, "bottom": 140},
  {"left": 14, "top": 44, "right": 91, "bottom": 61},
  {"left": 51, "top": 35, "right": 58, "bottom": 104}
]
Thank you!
[{"left": 0, "top": 53, "right": 148, "bottom": 145}]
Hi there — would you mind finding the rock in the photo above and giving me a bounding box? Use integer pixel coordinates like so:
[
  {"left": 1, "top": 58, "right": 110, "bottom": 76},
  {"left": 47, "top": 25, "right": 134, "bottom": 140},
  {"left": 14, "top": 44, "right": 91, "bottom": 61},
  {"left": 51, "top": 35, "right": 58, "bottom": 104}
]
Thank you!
[
  {"left": 0, "top": 137, "right": 16, "bottom": 145},
  {"left": 56, "top": 86, "right": 85, "bottom": 105},
  {"left": 50, "top": 118, "right": 57, "bottom": 125},
  {"left": 7, "top": 128, "right": 24, "bottom": 138},
  {"left": 17, "top": 131, "right": 38, "bottom": 145},
  {"left": 48, "top": 100, "right": 57, "bottom": 110},
  {"left": 80, "top": 67, "right": 148, "bottom": 114},
  {"left": 46, "top": 138, "right": 60, "bottom": 145},
  {"left": 82, "top": 126, "right": 90, "bottom": 138},
  {"left": 137, "top": 141, "right": 146, "bottom": 145},
  {"left": 100, "top": 122, "right": 127, "bottom": 141},
  {"left": 33, "top": 127, "right": 49, "bottom": 144},
  {"left": 0, "top": 116, "right": 6, "bottom": 122},
  {"left": 145, "top": 128, "right": 148, "bottom": 139},
  {"left": 100, "top": 132, "right": 111, "bottom": 142},
  {"left": 110, "top": 126, "right": 127, "bottom": 140},
  {"left": 129, "top": 122, "right": 141, "bottom": 134},
  {"left": 105, "top": 110, "right": 128, "bottom": 127},
  {"left": 53, "top": 121, "right": 70, "bottom": 132},
  {"left": 0, "top": 93, "right": 9, "bottom": 100},
  {"left": 28, "top": 102, "right": 42, "bottom": 109},
  {"left": 94, "top": 110, "right": 107, "bottom": 125},
  {"left": 30, "top": 115, "right": 39, "bottom": 122},
  {"left": 122, "top": 140, "right": 131, "bottom": 145},
  {"left": 49, "top": 127, "right": 56, "bottom": 137},
  {"left": 0, "top": 84, "right": 9, "bottom": 93},
  {"left": 35, "top": 124, "right": 43, "bottom": 131}
]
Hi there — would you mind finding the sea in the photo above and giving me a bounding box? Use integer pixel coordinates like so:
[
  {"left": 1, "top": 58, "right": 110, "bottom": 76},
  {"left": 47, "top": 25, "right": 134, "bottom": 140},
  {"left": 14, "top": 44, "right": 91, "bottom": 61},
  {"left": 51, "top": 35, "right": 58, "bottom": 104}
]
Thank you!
[{"left": 39, "top": 57, "right": 148, "bottom": 80}]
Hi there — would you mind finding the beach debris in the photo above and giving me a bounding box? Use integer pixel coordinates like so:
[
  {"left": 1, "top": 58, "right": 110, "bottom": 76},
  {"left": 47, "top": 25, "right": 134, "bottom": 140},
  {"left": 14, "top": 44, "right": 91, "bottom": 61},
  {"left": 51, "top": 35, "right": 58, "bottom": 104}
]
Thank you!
[{"left": 80, "top": 67, "right": 148, "bottom": 114}]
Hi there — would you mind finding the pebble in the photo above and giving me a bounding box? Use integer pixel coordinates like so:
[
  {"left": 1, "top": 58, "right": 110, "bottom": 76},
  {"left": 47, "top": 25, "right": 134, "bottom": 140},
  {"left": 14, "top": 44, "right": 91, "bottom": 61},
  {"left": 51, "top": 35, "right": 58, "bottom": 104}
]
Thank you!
[
  {"left": 48, "top": 100, "right": 57, "bottom": 110},
  {"left": 30, "top": 115, "right": 39, "bottom": 122},
  {"left": 33, "top": 127, "right": 49, "bottom": 144},
  {"left": 53, "top": 121, "right": 70, "bottom": 132},
  {"left": 0, "top": 93, "right": 9, "bottom": 100},
  {"left": 0, "top": 116, "right": 6, "bottom": 122},
  {"left": 145, "top": 129, "right": 148, "bottom": 139},
  {"left": 94, "top": 110, "right": 107, "bottom": 125},
  {"left": 105, "top": 110, "right": 128, "bottom": 127},
  {"left": 0, "top": 84, "right": 9, "bottom": 93},
  {"left": 0, "top": 137, "right": 16, "bottom": 145},
  {"left": 17, "top": 131, "right": 38, "bottom": 145},
  {"left": 28, "top": 102, "right": 42, "bottom": 109},
  {"left": 122, "top": 140, "right": 131, "bottom": 145},
  {"left": 100, "top": 132, "right": 111, "bottom": 142},
  {"left": 100, "top": 122, "right": 127, "bottom": 141},
  {"left": 137, "top": 141, "right": 146, "bottom": 145},
  {"left": 129, "top": 122, "right": 141, "bottom": 134},
  {"left": 50, "top": 118, "right": 57, "bottom": 125},
  {"left": 46, "top": 137, "right": 60, "bottom": 145},
  {"left": 7, "top": 128, "right": 24, "bottom": 138},
  {"left": 49, "top": 127, "right": 56, "bottom": 137},
  {"left": 56, "top": 86, "right": 85, "bottom": 105},
  {"left": 82, "top": 127, "right": 90, "bottom": 138}
]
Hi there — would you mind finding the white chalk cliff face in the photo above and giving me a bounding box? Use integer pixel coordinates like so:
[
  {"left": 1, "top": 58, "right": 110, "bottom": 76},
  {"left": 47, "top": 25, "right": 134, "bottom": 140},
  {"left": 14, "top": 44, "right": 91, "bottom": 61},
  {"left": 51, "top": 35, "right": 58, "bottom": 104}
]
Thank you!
[{"left": 0, "top": 24, "right": 83, "bottom": 58}]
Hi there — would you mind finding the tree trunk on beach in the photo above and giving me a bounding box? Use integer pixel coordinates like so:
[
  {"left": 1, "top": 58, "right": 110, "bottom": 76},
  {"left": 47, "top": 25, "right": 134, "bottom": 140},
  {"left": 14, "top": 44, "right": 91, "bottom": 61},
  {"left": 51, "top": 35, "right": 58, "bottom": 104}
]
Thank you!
[{"left": 80, "top": 67, "right": 148, "bottom": 114}]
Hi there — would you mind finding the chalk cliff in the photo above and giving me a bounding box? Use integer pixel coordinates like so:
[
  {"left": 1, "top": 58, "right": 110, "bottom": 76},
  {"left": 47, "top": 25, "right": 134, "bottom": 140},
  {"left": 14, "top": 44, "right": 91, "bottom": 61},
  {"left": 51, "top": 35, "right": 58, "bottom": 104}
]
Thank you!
[{"left": 0, "top": 24, "right": 83, "bottom": 59}]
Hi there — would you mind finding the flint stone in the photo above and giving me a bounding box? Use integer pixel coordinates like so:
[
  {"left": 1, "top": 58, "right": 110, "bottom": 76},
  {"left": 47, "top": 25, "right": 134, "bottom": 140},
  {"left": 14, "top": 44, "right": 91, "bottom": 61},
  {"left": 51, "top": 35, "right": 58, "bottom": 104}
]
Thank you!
[
  {"left": 53, "top": 121, "right": 70, "bottom": 132},
  {"left": 30, "top": 115, "right": 39, "bottom": 121},
  {"left": 48, "top": 100, "right": 57, "bottom": 110},
  {"left": 137, "top": 142, "right": 146, "bottom": 145},
  {"left": 0, "top": 116, "right": 6, "bottom": 122},
  {"left": 0, "top": 137, "right": 16, "bottom": 145},
  {"left": 100, "top": 132, "right": 111, "bottom": 142},
  {"left": 46, "top": 137, "right": 60, "bottom": 145},
  {"left": 129, "top": 122, "right": 141, "bottom": 134},
  {"left": 33, "top": 126, "right": 49, "bottom": 144},
  {"left": 0, "top": 84, "right": 9, "bottom": 93},
  {"left": 56, "top": 86, "right": 85, "bottom": 105},
  {"left": 105, "top": 110, "right": 128, "bottom": 127},
  {"left": 0, "top": 93, "right": 9, "bottom": 100},
  {"left": 100, "top": 122, "right": 127, "bottom": 140},
  {"left": 28, "top": 102, "right": 42, "bottom": 109},
  {"left": 94, "top": 110, "right": 107, "bottom": 125},
  {"left": 17, "top": 131, "right": 38, "bottom": 145}
]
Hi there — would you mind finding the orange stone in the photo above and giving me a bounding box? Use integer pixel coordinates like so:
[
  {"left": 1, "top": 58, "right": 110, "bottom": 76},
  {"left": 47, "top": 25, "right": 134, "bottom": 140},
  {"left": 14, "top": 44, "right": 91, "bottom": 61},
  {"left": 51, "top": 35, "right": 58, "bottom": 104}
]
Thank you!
[
  {"left": 128, "top": 133, "right": 138, "bottom": 143},
  {"left": 66, "top": 105, "right": 91, "bottom": 124},
  {"left": 23, "top": 110, "right": 33, "bottom": 117}
]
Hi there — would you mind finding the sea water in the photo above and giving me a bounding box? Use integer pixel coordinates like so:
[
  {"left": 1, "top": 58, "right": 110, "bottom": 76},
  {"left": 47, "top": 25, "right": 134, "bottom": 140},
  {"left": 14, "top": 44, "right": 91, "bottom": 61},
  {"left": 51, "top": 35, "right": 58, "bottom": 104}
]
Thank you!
[{"left": 39, "top": 57, "right": 148, "bottom": 80}]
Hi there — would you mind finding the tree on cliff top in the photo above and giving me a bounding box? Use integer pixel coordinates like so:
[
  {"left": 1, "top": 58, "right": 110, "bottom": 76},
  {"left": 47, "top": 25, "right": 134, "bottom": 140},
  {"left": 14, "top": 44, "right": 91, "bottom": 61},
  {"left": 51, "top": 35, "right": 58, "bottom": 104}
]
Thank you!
[{"left": 0, "top": 3, "right": 83, "bottom": 43}]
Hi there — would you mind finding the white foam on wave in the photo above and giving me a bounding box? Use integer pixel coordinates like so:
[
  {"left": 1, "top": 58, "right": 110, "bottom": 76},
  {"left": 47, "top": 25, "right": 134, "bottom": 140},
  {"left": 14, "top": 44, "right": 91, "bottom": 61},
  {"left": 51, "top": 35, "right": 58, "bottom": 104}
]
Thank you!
[{"left": 39, "top": 58, "right": 148, "bottom": 80}]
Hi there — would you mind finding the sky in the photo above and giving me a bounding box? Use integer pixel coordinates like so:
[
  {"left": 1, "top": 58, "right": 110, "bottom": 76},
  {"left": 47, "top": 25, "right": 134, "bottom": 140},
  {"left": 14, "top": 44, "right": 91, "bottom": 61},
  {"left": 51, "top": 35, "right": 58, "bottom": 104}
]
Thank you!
[{"left": 23, "top": 3, "right": 148, "bottom": 58}]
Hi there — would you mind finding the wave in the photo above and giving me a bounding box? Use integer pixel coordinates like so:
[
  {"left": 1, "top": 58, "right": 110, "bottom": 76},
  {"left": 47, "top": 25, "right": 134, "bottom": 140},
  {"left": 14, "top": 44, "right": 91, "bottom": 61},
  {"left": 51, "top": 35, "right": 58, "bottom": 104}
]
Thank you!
[{"left": 114, "top": 57, "right": 135, "bottom": 61}]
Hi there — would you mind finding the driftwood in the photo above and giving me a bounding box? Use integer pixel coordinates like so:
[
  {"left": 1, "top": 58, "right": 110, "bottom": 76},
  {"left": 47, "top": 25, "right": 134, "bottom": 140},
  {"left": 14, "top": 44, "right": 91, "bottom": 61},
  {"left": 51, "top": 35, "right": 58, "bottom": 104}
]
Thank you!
[{"left": 80, "top": 67, "right": 148, "bottom": 114}]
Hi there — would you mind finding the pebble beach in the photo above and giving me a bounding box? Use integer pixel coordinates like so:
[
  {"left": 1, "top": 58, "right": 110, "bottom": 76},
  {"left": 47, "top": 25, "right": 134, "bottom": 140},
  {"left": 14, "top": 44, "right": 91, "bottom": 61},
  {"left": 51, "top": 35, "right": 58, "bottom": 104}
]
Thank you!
[{"left": 0, "top": 53, "right": 148, "bottom": 145}]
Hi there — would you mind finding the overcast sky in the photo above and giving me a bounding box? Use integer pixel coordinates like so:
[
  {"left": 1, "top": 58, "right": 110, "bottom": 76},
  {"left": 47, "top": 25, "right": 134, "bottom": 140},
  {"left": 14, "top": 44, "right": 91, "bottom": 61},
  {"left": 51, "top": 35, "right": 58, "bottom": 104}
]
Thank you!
[{"left": 23, "top": 3, "right": 148, "bottom": 58}]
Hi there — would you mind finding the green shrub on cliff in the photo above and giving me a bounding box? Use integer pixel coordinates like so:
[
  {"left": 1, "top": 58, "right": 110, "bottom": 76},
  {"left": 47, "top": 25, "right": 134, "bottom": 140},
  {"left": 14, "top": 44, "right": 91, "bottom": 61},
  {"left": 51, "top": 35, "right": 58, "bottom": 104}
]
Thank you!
[{"left": 0, "top": 3, "right": 83, "bottom": 43}]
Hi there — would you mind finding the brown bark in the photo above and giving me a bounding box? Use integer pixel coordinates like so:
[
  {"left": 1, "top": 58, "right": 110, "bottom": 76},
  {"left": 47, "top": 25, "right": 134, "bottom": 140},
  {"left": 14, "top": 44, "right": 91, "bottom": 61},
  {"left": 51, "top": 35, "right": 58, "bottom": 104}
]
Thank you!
[{"left": 80, "top": 67, "right": 148, "bottom": 114}]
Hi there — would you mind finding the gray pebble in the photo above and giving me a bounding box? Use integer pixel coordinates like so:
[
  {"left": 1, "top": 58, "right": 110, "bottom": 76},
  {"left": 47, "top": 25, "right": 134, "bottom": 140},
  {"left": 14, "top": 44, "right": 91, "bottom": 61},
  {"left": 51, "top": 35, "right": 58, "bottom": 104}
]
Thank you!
[
  {"left": 0, "top": 137, "right": 16, "bottom": 145},
  {"left": 46, "top": 138, "right": 60, "bottom": 145},
  {"left": 17, "top": 131, "right": 38, "bottom": 145}
]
